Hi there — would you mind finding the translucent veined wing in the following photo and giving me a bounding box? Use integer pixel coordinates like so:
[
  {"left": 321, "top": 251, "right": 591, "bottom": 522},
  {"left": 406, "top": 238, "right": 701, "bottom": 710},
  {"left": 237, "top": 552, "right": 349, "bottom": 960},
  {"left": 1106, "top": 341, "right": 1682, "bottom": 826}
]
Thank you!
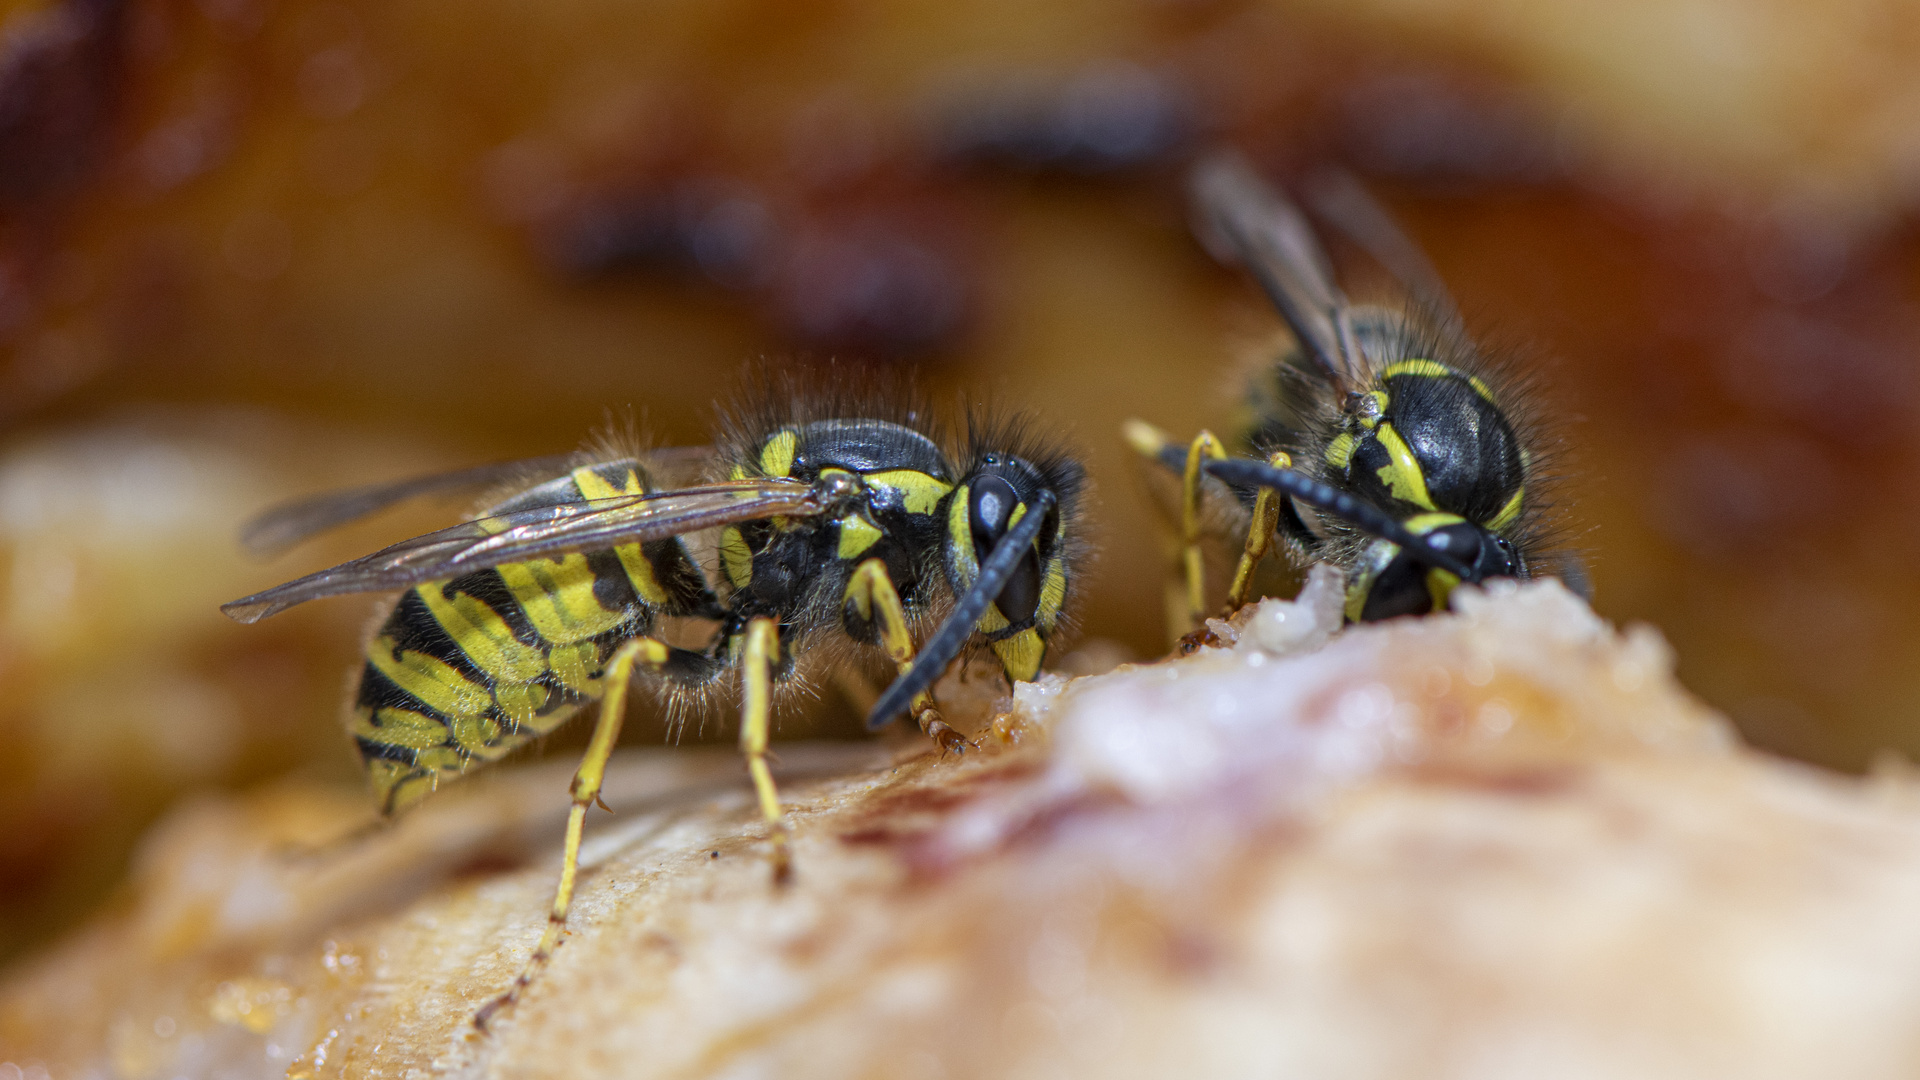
[
  {"left": 239, "top": 445, "right": 717, "bottom": 559},
  {"left": 223, "top": 478, "right": 820, "bottom": 623},
  {"left": 1189, "top": 152, "right": 1362, "bottom": 394},
  {"left": 1302, "top": 167, "right": 1464, "bottom": 335}
]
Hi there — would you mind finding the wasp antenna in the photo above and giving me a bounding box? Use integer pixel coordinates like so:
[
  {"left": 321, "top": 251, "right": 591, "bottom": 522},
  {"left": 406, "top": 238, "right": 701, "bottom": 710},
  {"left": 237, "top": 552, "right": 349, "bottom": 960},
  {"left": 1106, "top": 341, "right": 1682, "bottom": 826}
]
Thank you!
[
  {"left": 1201, "top": 457, "right": 1478, "bottom": 582},
  {"left": 866, "top": 488, "right": 1058, "bottom": 730}
]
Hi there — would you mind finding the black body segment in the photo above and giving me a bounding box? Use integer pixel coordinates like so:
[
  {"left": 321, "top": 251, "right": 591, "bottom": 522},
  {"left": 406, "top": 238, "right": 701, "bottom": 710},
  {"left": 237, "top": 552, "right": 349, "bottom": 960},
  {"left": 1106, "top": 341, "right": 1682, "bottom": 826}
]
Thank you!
[{"left": 349, "top": 459, "right": 723, "bottom": 813}]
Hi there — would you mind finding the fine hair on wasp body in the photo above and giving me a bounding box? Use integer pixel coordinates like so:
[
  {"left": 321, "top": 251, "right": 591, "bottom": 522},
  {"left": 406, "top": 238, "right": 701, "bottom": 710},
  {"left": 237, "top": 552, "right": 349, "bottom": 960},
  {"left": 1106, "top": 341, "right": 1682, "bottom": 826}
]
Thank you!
[
  {"left": 220, "top": 374, "right": 1086, "bottom": 1028},
  {"left": 1128, "top": 151, "right": 1575, "bottom": 637}
]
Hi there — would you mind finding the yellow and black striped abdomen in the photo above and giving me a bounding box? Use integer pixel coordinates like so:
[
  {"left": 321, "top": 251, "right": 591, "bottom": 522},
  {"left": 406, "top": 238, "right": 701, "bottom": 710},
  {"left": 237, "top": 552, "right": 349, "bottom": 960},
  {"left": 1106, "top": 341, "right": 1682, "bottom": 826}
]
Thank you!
[{"left": 351, "top": 461, "right": 714, "bottom": 813}]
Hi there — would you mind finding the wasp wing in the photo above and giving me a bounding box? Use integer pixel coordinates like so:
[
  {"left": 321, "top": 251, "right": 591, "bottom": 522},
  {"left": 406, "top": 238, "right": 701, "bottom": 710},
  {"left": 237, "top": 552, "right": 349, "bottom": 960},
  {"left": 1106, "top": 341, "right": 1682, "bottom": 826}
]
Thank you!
[
  {"left": 1189, "top": 152, "right": 1362, "bottom": 394},
  {"left": 240, "top": 446, "right": 719, "bottom": 559},
  {"left": 223, "top": 479, "right": 818, "bottom": 623},
  {"left": 1303, "top": 167, "right": 1464, "bottom": 335},
  {"left": 239, "top": 455, "right": 578, "bottom": 558}
]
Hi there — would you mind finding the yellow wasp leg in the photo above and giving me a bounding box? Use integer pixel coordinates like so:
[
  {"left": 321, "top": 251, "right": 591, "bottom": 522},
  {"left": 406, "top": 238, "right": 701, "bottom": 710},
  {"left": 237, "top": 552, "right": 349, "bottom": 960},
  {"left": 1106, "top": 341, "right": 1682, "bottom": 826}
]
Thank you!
[
  {"left": 1181, "top": 430, "right": 1229, "bottom": 629},
  {"left": 474, "top": 635, "right": 670, "bottom": 1032},
  {"left": 1122, "top": 419, "right": 1218, "bottom": 645},
  {"left": 1225, "top": 450, "right": 1294, "bottom": 609},
  {"left": 846, "top": 558, "right": 970, "bottom": 754},
  {"left": 741, "top": 616, "right": 792, "bottom": 884}
]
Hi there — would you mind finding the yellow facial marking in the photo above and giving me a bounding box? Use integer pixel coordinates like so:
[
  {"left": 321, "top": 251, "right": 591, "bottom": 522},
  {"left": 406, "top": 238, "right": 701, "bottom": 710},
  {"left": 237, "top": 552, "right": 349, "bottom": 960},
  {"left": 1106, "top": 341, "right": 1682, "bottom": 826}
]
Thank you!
[
  {"left": 759, "top": 429, "right": 799, "bottom": 477},
  {"left": 572, "top": 466, "right": 670, "bottom": 605},
  {"left": 976, "top": 604, "right": 1011, "bottom": 634},
  {"left": 865, "top": 469, "right": 952, "bottom": 515},
  {"left": 1488, "top": 486, "right": 1525, "bottom": 533},
  {"left": 837, "top": 515, "right": 882, "bottom": 559},
  {"left": 1325, "top": 431, "right": 1357, "bottom": 470},
  {"left": 1426, "top": 567, "right": 1462, "bottom": 613},
  {"left": 1372, "top": 423, "right": 1436, "bottom": 510},
  {"left": 946, "top": 485, "right": 977, "bottom": 582},
  {"left": 991, "top": 628, "right": 1045, "bottom": 683},
  {"left": 1037, "top": 559, "right": 1068, "bottom": 631}
]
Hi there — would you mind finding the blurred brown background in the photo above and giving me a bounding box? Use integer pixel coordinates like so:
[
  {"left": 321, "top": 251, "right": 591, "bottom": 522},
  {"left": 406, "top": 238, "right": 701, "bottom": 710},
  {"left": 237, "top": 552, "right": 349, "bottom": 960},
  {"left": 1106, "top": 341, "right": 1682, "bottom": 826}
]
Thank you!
[{"left": 5, "top": 0, "right": 1920, "bottom": 967}]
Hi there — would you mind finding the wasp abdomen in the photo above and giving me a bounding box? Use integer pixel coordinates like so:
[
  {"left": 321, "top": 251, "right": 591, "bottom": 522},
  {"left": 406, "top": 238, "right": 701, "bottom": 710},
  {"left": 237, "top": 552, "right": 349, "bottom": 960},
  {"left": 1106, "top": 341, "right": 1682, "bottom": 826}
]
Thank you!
[{"left": 349, "top": 460, "right": 717, "bottom": 814}]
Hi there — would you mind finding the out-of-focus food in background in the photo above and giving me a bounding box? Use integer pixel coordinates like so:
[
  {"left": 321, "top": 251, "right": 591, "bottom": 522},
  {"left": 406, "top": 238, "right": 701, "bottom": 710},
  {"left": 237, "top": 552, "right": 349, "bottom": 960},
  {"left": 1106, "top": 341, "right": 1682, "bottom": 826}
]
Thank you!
[{"left": 5, "top": 0, "right": 1920, "bottom": 965}]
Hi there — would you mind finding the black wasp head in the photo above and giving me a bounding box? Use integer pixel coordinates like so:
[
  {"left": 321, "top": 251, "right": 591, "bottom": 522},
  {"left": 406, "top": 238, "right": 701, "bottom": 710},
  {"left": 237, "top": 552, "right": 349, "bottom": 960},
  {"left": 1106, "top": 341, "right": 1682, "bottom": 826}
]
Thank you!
[
  {"left": 1422, "top": 521, "right": 1521, "bottom": 584},
  {"left": 964, "top": 455, "right": 1055, "bottom": 624},
  {"left": 1355, "top": 518, "right": 1524, "bottom": 621}
]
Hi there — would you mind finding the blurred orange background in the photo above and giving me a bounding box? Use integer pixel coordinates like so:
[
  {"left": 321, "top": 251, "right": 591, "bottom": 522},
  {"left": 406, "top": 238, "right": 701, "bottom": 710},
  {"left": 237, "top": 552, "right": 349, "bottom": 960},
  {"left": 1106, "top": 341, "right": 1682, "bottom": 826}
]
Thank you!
[{"left": 6, "top": 0, "right": 1920, "bottom": 965}]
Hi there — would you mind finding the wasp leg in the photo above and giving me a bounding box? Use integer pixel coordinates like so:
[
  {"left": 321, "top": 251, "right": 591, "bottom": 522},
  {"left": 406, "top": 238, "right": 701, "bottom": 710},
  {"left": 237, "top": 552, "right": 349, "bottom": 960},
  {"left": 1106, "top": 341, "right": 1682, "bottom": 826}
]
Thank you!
[
  {"left": 740, "top": 616, "right": 793, "bottom": 884},
  {"left": 1123, "top": 419, "right": 1214, "bottom": 646},
  {"left": 1225, "top": 450, "right": 1294, "bottom": 610},
  {"left": 1179, "top": 430, "right": 1229, "bottom": 631},
  {"left": 845, "top": 557, "right": 969, "bottom": 755},
  {"left": 474, "top": 635, "right": 672, "bottom": 1033}
]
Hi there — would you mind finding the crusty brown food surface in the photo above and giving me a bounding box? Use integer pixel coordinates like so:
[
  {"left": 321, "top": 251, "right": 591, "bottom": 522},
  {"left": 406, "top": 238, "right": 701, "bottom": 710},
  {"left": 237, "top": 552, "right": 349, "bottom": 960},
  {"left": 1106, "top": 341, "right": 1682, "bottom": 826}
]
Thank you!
[{"left": 6, "top": 571, "right": 1920, "bottom": 1079}]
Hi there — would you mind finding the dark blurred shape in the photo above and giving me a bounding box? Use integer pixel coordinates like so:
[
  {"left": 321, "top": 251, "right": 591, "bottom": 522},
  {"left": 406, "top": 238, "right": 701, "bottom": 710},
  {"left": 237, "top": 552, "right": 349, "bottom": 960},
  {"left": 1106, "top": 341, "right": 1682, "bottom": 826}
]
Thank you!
[
  {"left": 0, "top": 0, "right": 125, "bottom": 205},
  {"left": 1720, "top": 302, "right": 1920, "bottom": 452},
  {"left": 546, "top": 178, "right": 777, "bottom": 291},
  {"left": 929, "top": 61, "right": 1192, "bottom": 174},
  {"left": 544, "top": 171, "right": 974, "bottom": 358},
  {"left": 767, "top": 215, "right": 969, "bottom": 357},
  {"left": 1651, "top": 428, "right": 1840, "bottom": 558},
  {"left": 1741, "top": 207, "right": 1854, "bottom": 304},
  {"left": 1329, "top": 71, "right": 1563, "bottom": 188}
]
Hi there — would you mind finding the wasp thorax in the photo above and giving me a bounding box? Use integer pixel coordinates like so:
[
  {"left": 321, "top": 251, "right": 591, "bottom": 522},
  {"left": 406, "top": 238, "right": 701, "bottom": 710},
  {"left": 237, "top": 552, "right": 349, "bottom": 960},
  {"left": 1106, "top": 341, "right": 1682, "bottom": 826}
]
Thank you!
[{"left": 813, "top": 469, "right": 866, "bottom": 507}]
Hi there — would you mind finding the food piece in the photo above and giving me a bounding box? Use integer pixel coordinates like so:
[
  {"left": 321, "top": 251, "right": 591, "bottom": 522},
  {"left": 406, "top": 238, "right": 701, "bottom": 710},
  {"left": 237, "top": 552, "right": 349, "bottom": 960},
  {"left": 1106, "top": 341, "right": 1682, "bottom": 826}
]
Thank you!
[{"left": 7, "top": 571, "right": 1920, "bottom": 1077}]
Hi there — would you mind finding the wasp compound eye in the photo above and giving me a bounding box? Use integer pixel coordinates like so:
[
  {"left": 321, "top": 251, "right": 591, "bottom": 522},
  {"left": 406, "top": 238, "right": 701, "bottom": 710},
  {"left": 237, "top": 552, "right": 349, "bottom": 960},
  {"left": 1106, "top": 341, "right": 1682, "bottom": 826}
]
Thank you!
[{"left": 969, "top": 473, "right": 1041, "bottom": 623}]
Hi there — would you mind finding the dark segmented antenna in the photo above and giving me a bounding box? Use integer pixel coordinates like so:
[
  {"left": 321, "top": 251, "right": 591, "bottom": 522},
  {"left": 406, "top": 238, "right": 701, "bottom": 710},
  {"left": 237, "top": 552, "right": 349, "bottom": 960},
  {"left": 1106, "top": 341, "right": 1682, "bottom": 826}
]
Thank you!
[
  {"left": 866, "top": 488, "right": 1058, "bottom": 730},
  {"left": 1199, "top": 456, "right": 1480, "bottom": 583}
]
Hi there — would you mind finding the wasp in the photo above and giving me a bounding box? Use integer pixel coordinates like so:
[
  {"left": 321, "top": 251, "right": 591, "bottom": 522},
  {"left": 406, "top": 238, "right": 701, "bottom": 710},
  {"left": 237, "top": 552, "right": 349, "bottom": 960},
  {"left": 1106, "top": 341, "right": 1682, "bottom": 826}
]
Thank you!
[
  {"left": 222, "top": 382, "right": 1085, "bottom": 1027},
  {"left": 1128, "top": 152, "right": 1567, "bottom": 632}
]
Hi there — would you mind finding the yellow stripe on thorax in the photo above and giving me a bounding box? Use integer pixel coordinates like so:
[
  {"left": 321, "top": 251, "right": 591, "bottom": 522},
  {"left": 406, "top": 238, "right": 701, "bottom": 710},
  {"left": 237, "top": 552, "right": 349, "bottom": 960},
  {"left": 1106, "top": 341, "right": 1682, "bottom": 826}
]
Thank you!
[
  {"left": 759, "top": 429, "right": 798, "bottom": 477},
  {"left": 865, "top": 469, "right": 951, "bottom": 514},
  {"left": 1372, "top": 423, "right": 1436, "bottom": 510},
  {"left": 1381, "top": 358, "right": 1495, "bottom": 402},
  {"left": 1488, "top": 486, "right": 1525, "bottom": 532},
  {"left": 720, "top": 526, "right": 753, "bottom": 588},
  {"left": 572, "top": 465, "right": 670, "bottom": 606},
  {"left": 1325, "top": 431, "right": 1357, "bottom": 470},
  {"left": 837, "top": 515, "right": 882, "bottom": 559}
]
